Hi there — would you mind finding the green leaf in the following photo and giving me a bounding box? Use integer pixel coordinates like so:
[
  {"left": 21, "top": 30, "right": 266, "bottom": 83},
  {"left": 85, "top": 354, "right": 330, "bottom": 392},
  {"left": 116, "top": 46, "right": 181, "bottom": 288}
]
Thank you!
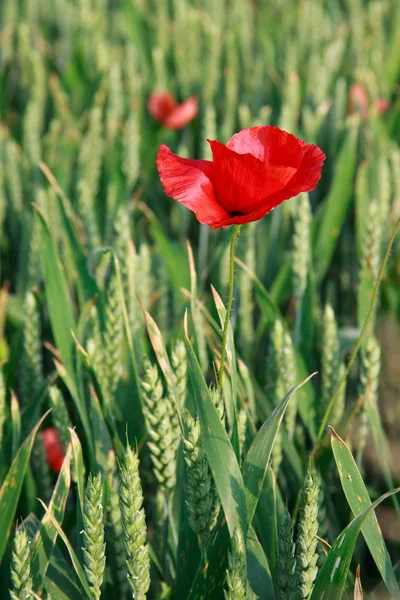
[
  {"left": 184, "top": 325, "right": 247, "bottom": 537},
  {"left": 242, "top": 375, "right": 314, "bottom": 526},
  {"left": 24, "top": 515, "right": 82, "bottom": 600},
  {"left": 112, "top": 253, "right": 144, "bottom": 428},
  {"left": 69, "top": 429, "right": 85, "bottom": 515},
  {"left": 372, "top": 559, "right": 400, "bottom": 599},
  {"left": 247, "top": 525, "right": 275, "bottom": 599},
  {"left": 298, "top": 268, "right": 316, "bottom": 366},
  {"left": 310, "top": 488, "right": 400, "bottom": 600},
  {"left": 187, "top": 241, "right": 207, "bottom": 372},
  {"left": 330, "top": 427, "right": 400, "bottom": 598},
  {"left": 35, "top": 208, "right": 94, "bottom": 453},
  {"left": 211, "top": 286, "right": 238, "bottom": 408},
  {"left": 54, "top": 360, "right": 94, "bottom": 458},
  {"left": 187, "top": 518, "right": 229, "bottom": 600},
  {"left": 37, "top": 498, "right": 92, "bottom": 599},
  {"left": 211, "top": 285, "right": 240, "bottom": 457},
  {"left": 254, "top": 468, "right": 278, "bottom": 579},
  {"left": 174, "top": 452, "right": 201, "bottom": 600},
  {"left": 35, "top": 207, "right": 77, "bottom": 388},
  {"left": 44, "top": 575, "right": 82, "bottom": 600},
  {"left": 270, "top": 261, "right": 292, "bottom": 306},
  {"left": 313, "top": 122, "right": 359, "bottom": 283},
  {"left": 364, "top": 396, "right": 400, "bottom": 512},
  {"left": 31, "top": 445, "right": 72, "bottom": 590},
  {"left": 89, "top": 390, "right": 114, "bottom": 471},
  {"left": 0, "top": 410, "right": 50, "bottom": 563},
  {"left": 39, "top": 162, "right": 98, "bottom": 307},
  {"left": 235, "top": 257, "right": 281, "bottom": 328}
]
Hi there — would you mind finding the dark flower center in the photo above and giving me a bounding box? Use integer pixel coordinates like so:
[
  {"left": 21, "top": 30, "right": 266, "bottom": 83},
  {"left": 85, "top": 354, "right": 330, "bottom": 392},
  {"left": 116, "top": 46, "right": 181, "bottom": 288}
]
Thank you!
[{"left": 229, "top": 210, "right": 246, "bottom": 217}]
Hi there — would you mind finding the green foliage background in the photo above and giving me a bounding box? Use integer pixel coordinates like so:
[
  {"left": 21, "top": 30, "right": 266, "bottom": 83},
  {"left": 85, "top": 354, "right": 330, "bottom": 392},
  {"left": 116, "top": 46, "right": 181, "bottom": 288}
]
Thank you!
[{"left": 1, "top": 0, "right": 400, "bottom": 598}]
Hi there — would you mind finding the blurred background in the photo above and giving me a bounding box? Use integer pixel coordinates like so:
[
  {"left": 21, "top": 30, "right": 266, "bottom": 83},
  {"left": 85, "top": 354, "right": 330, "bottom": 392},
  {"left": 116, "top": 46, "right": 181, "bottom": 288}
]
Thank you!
[{"left": 1, "top": 0, "right": 400, "bottom": 596}]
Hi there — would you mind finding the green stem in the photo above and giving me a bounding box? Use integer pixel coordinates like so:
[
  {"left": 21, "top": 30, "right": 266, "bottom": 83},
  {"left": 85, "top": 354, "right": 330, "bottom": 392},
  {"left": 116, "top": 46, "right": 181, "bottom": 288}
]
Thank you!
[
  {"left": 218, "top": 225, "right": 242, "bottom": 389},
  {"left": 315, "top": 216, "right": 400, "bottom": 444}
]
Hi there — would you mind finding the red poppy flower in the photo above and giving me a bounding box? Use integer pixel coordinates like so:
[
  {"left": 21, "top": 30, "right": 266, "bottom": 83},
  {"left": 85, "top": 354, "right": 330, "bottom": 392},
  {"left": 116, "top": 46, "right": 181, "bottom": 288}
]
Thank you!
[
  {"left": 374, "top": 98, "right": 390, "bottom": 114},
  {"left": 147, "top": 92, "right": 198, "bottom": 130},
  {"left": 156, "top": 126, "right": 325, "bottom": 229},
  {"left": 348, "top": 83, "right": 369, "bottom": 120},
  {"left": 40, "top": 427, "right": 64, "bottom": 472}
]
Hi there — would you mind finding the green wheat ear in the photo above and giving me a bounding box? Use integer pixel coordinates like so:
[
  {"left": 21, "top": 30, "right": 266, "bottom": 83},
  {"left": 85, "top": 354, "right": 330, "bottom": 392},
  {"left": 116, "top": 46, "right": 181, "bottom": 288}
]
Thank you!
[
  {"left": 105, "top": 453, "right": 128, "bottom": 597},
  {"left": 321, "top": 304, "right": 346, "bottom": 426},
  {"left": 82, "top": 473, "right": 106, "bottom": 600},
  {"left": 182, "top": 408, "right": 221, "bottom": 551},
  {"left": 356, "top": 336, "right": 381, "bottom": 463},
  {"left": 10, "top": 527, "right": 34, "bottom": 600},
  {"left": 141, "top": 359, "right": 177, "bottom": 493},
  {"left": 21, "top": 290, "right": 43, "bottom": 405},
  {"left": 113, "top": 205, "right": 137, "bottom": 334},
  {"left": 268, "top": 320, "right": 297, "bottom": 472},
  {"left": 277, "top": 504, "right": 296, "bottom": 599},
  {"left": 224, "top": 528, "right": 247, "bottom": 600},
  {"left": 292, "top": 192, "right": 312, "bottom": 306},
  {"left": 295, "top": 469, "right": 319, "bottom": 600},
  {"left": 103, "top": 269, "right": 124, "bottom": 407},
  {"left": 171, "top": 339, "right": 187, "bottom": 407},
  {"left": 119, "top": 445, "right": 150, "bottom": 600}
]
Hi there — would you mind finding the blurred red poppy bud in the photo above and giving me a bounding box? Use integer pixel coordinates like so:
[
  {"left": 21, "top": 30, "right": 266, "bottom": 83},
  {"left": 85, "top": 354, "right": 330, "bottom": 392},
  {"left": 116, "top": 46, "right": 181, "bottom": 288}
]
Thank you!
[
  {"left": 348, "top": 83, "right": 369, "bottom": 120},
  {"left": 374, "top": 97, "right": 390, "bottom": 114},
  {"left": 40, "top": 427, "right": 64, "bottom": 472},
  {"left": 157, "top": 125, "right": 325, "bottom": 229},
  {"left": 147, "top": 92, "right": 198, "bottom": 130}
]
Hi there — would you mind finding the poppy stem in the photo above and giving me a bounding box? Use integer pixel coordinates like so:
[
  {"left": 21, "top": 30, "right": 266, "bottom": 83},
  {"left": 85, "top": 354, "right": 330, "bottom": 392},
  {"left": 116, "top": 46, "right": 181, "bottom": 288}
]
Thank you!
[{"left": 218, "top": 224, "right": 242, "bottom": 390}]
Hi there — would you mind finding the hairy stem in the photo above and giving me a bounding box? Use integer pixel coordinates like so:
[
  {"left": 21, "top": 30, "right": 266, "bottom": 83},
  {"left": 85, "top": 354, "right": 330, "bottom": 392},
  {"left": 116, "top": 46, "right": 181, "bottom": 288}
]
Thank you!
[{"left": 218, "top": 224, "right": 242, "bottom": 390}]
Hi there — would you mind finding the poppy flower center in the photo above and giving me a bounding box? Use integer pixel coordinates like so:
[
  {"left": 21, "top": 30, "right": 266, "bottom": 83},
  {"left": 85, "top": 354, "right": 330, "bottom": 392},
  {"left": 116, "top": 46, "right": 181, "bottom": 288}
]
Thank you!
[{"left": 229, "top": 210, "right": 246, "bottom": 217}]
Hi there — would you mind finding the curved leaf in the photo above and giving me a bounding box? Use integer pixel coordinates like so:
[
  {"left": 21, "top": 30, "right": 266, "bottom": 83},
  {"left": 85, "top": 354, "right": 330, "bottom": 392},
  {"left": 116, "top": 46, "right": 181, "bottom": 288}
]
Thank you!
[
  {"left": 184, "top": 326, "right": 247, "bottom": 537},
  {"left": 331, "top": 427, "right": 400, "bottom": 598},
  {"left": 310, "top": 488, "right": 400, "bottom": 600},
  {"left": 0, "top": 410, "right": 50, "bottom": 563},
  {"left": 31, "top": 445, "right": 72, "bottom": 590},
  {"left": 242, "top": 375, "right": 315, "bottom": 526}
]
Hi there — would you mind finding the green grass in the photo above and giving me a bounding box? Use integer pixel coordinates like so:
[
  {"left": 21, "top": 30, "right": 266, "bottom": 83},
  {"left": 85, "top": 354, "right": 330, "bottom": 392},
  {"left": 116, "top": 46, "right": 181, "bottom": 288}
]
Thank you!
[{"left": 1, "top": 0, "right": 400, "bottom": 598}]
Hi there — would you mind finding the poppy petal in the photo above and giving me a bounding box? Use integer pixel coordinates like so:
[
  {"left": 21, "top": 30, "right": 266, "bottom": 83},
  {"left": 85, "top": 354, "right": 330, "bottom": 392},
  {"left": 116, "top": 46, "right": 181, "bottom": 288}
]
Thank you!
[
  {"left": 148, "top": 92, "right": 177, "bottom": 123},
  {"left": 208, "top": 140, "right": 297, "bottom": 215},
  {"left": 226, "top": 126, "right": 305, "bottom": 170},
  {"left": 156, "top": 145, "right": 230, "bottom": 228},
  {"left": 162, "top": 96, "right": 198, "bottom": 129},
  {"left": 282, "top": 142, "right": 326, "bottom": 197},
  {"left": 258, "top": 126, "right": 304, "bottom": 168},
  {"left": 226, "top": 126, "right": 267, "bottom": 161},
  {"left": 214, "top": 139, "right": 325, "bottom": 225},
  {"left": 40, "top": 427, "right": 65, "bottom": 472}
]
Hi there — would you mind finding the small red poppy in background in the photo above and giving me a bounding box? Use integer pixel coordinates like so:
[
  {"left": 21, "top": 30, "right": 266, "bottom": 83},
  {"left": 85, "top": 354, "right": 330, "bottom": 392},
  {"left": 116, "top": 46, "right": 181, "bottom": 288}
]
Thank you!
[
  {"left": 157, "top": 126, "right": 325, "bottom": 229},
  {"left": 349, "top": 83, "right": 369, "bottom": 120},
  {"left": 40, "top": 427, "right": 64, "bottom": 472},
  {"left": 148, "top": 92, "right": 198, "bottom": 130},
  {"left": 348, "top": 83, "right": 390, "bottom": 119},
  {"left": 374, "top": 97, "right": 390, "bottom": 114}
]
